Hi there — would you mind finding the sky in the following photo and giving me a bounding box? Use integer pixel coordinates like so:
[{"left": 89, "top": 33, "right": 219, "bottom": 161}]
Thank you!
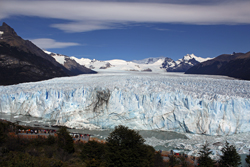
[{"left": 0, "top": 0, "right": 250, "bottom": 61}]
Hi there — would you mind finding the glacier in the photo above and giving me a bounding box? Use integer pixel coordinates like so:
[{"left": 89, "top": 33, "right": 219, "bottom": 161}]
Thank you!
[{"left": 1, "top": 72, "right": 250, "bottom": 135}]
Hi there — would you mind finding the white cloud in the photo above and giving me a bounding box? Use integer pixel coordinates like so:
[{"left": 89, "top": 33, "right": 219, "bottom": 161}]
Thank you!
[
  {"left": 154, "top": 28, "right": 171, "bottom": 31},
  {"left": 1, "top": 1, "right": 250, "bottom": 32},
  {"left": 31, "top": 38, "right": 80, "bottom": 49},
  {"left": 51, "top": 21, "right": 120, "bottom": 33}
]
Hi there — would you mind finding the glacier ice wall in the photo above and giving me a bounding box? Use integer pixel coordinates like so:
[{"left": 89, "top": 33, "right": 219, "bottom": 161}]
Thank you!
[{"left": 1, "top": 72, "right": 250, "bottom": 135}]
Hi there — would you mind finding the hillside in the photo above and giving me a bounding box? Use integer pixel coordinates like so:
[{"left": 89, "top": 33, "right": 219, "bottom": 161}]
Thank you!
[
  {"left": 0, "top": 42, "right": 69, "bottom": 85},
  {"left": 0, "top": 23, "right": 96, "bottom": 85},
  {"left": 185, "top": 52, "right": 250, "bottom": 80},
  {"left": 44, "top": 51, "right": 97, "bottom": 75}
]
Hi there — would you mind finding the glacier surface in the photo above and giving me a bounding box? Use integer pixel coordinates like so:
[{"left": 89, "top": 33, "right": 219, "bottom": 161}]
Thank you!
[{"left": 1, "top": 72, "right": 250, "bottom": 135}]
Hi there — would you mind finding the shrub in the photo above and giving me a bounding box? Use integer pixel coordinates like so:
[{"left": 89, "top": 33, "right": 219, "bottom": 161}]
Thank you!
[
  {"left": 168, "top": 155, "right": 179, "bottom": 167},
  {"left": 0, "top": 151, "right": 63, "bottom": 167},
  {"left": 246, "top": 154, "right": 250, "bottom": 167},
  {"left": 44, "top": 146, "right": 54, "bottom": 158},
  {"left": 219, "top": 141, "right": 241, "bottom": 167},
  {"left": 47, "top": 135, "right": 56, "bottom": 145},
  {"left": 198, "top": 141, "right": 215, "bottom": 167},
  {"left": 57, "top": 127, "right": 74, "bottom": 154},
  {"left": 106, "top": 125, "right": 155, "bottom": 167},
  {"left": 154, "top": 151, "right": 166, "bottom": 167},
  {"left": 32, "top": 136, "right": 46, "bottom": 146},
  {"left": 0, "top": 122, "right": 8, "bottom": 145},
  {"left": 81, "top": 140, "right": 107, "bottom": 161}
]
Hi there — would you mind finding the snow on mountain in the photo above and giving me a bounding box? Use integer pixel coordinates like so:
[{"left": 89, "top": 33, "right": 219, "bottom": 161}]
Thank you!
[
  {"left": 43, "top": 50, "right": 52, "bottom": 55},
  {"left": 161, "top": 57, "right": 176, "bottom": 68},
  {"left": 165, "top": 54, "right": 213, "bottom": 72},
  {"left": 0, "top": 72, "right": 249, "bottom": 135},
  {"left": 70, "top": 57, "right": 92, "bottom": 66},
  {"left": 176, "top": 54, "right": 212, "bottom": 65},
  {"left": 50, "top": 53, "right": 66, "bottom": 65},
  {"left": 44, "top": 51, "right": 96, "bottom": 75},
  {"left": 44, "top": 51, "right": 67, "bottom": 65},
  {"left": 48, "top": 50, "right": 212, "bottom": 73},
  {"left": 132, "top": 57, "right": 165, "bottom": 64},
  {"left": 71, "top": 56, "right": 166, "bottom": 72},
  {"left": 0, "top": 31, "right": 3, "bottom": 39},
  {"left": 70, "top": 54, "right": 212, "bottom": 73}
]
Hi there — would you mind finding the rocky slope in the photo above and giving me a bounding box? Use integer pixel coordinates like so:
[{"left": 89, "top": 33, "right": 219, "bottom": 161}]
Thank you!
[
  {"left": 0, "top": 22, "right": 95, "bottom": 85},
  {"left": 218, "top": 52, "right": 250, "bottom": 80},
  {"left": 44, "top": 51, "right": 97, "bottom": 75},
  {"left": 0, "top": 42, "right": 69, "bottom": 85},
  {"left": 0, "top": 22, "right": 63, "bottom": 68},
  {"left": 185, "top": 52, "right": 250, "bottom": 80},
  {"left": 163, "top": 54, "right": 212, "bottom": 72}
]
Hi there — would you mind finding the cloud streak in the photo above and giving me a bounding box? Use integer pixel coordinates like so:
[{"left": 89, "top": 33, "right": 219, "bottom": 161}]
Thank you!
[
  {"left": 1, "top": 1, "right": 250, "bottom": 32},
  {"left": 31, "top": 38, "right": 80, "bottom": 49}
]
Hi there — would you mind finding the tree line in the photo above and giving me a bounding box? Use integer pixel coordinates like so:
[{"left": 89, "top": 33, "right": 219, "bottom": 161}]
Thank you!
[{"left": 0, "top": 120, "right": 250, "bottom": 167}]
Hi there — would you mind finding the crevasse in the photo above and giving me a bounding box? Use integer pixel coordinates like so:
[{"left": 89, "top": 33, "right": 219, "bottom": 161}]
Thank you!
[{"left": 0, "top": 73, "right": 250, "bottom": 135}]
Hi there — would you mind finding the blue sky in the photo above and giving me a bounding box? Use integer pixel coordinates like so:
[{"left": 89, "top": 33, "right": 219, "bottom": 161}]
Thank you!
[{"left": 1, "top": 0, "right": 250, "bottom": 61}]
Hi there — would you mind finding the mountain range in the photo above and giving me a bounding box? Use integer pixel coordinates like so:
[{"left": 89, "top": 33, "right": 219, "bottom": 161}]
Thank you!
[
  {"left": 1, "top": 22, "right": 249, "bottom": 86},
  {"left": 66, "top": 53, "right": 211, "bottom": 73}
]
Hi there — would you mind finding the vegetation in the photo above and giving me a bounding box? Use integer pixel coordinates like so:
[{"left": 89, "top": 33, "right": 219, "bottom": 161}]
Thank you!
[
  {"left": 0, "top": 121, "right": 8, "bottom": 145},
  {"left": 0, "top": 121, "right": 82, "bottom": 167},
  {"left": 0, "top": 121, "right": 166, "bottom": 167},
  {"left": 246, "top": 154, "right": 250, "bottom": 166},
  {"left": 219, "top": 141, "right": 241, "bottom": 167},
  {"left": 106, "top": 125, "right": 155, "bottom": 167},
  {"left": 167, "top": 155, "right": 179, "bottom": 167},
  {"left": 80, "top": 140, "right": 107, "bottom": 167},
  {"left": 154, "top": 151, "right": 167, "bottom": 167},
  {"left": 1, "top": 120, "right": 247, "bottom": 167},
  {"left": 57, "top": 126, "right": 75, "bottom": 153},
  {"left": 198, "top": 141, "right": 215, "bottom": 167}
]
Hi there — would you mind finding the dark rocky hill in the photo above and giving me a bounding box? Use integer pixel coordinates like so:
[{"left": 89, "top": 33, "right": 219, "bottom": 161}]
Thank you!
[
  {"left": 0, "top": 22, "right": 96, "bottom": 85},
  {"left": 0, "top": 42, "right": 69, "bottom": 85},
  {"left": 0, "top": 22, "right": 62, "bottom": 67},
  {"left": 216, "top": 52, "right": 250, "bottom": 80},
  {"left": 185, "top": 52, "right": 250, "bottom": 80}
]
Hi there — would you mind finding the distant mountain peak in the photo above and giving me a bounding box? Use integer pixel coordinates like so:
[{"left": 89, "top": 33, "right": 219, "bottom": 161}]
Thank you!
[
  {"left": 163, "top": 54, "right": 213, "bottom": 72},
  {"left": 132, "top": 57, "right": 165, "bottom": 64},
  {"left": 183, "top": 53, "right": 196, "bottom": 60},
  {"left": 69, "top": 54, "right": 212, "bottom": 73},
  {"left": 180, "top": 54, "right": 212, "bottom": 63}
]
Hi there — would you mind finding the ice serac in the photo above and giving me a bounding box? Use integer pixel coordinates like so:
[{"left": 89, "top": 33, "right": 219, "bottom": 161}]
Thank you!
[{"left": 0, "top": 73, "right": 250, "bottom": 135}]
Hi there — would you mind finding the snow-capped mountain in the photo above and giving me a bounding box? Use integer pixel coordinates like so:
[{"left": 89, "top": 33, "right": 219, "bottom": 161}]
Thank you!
[
  {"left": 131, "top": 57, "right": 165, "bottom": 64},
  {"left": 70, "top": 57, "right": 167, "bottom": 72},
  {"left": 70, "top": 54, "right": 212, "bottom": 73},
  {"left": 45, "top": 50, "right": 212, "bottom": 73},
  {"left": 164, "top": 54, "right": 213, "bottom": 72},
  {"left": 44, "top": 51, "right": 96, "bottom": 75}
]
